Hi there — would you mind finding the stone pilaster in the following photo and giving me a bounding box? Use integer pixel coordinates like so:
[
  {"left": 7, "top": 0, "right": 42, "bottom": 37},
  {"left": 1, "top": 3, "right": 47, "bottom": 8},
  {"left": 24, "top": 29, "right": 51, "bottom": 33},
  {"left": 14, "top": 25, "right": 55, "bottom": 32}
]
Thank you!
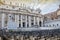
[
  {"left": 25, "top": 15, "right": 27, "bottom": 27},
  {"left": 29, "top": 16, "right": 31, "bottom": 27},
  {"left": 21, "top": 15, "right": 23, "bottom": 27},
  {"left": 15, "top": 14, "right": 19, "bottom": 28},
  {"left": 37, "top": 17, "right": 39, "bottom": 26},
  {"left": 2, "top": 14, "right": 5, "bottom": 28}
]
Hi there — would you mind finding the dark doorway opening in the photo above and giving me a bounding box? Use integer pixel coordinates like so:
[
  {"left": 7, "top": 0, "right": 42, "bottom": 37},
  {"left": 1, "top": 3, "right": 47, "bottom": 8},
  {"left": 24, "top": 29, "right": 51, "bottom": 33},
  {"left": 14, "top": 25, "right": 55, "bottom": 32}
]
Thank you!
[
  {"left": 39, "top": 21, "right": 41, "bottom": 27},
  {"left": 31, "top": 23, "right": 34, "bottom": 26},
  {"left": 23, "top": 22, "right": 25, "bottom": 27},
  {"left": 27, "top": 24, "right": 29, "bottom": 27},
  {"left": 19, "top": 24, "right": 21, "bottom": 27}
]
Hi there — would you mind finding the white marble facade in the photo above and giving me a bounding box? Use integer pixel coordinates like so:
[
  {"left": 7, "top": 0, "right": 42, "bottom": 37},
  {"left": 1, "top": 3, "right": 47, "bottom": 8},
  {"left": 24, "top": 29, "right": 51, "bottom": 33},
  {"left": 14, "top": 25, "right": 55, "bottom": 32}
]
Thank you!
[
  {"left": 0, "top": 5, "right": 43, "bottom": 29},
  {"left": 44, "top": 19, "right": 60, "bottom": 27}
]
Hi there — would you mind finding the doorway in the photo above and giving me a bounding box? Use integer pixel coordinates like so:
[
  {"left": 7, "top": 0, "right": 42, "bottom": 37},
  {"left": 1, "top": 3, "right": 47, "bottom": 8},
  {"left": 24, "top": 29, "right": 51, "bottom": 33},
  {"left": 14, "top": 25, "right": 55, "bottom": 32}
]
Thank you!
[{"left": 39, "top": 21, "right": 42, "bottom": 27}]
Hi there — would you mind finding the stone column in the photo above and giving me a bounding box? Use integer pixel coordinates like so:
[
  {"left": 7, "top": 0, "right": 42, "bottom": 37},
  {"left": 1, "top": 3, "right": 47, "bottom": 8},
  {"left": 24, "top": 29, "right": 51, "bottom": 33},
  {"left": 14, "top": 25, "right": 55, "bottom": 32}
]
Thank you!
[
  {"left": 34, "top": 17, "right": 35, "bottom": 25},
  {"left": 37, "top": 17, "right": 39, "bottom": 26},
  {"left": 15, "top": 14, "right": 19, "bottom": 28},
  {"left": 2, "top": 14, "right": 5, "bottom": 28},
  {"left": 7, "top": 14, "right": 10, "bottom": 28},
  {"left": 41, "top": 18, "right": 43, "bottom": 27},
  {"left": 21, "top": 15, "right": 23, "bottom": 27},
  {"left": 29, "top": 16, "right": 31, "bottom": 27},
  {"left": 25, "top": 15, "right": 27, "bottom": 27}
]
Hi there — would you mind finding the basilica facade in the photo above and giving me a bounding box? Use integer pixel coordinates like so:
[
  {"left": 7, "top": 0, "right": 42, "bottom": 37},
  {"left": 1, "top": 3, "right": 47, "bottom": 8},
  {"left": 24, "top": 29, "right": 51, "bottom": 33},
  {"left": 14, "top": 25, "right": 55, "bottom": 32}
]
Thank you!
[
  {"left": 0, "top": 4, "right": 60, "bottom": 29},
  {"left": 0, "top": 0, "right": 60, "bottom": 29},
  {"left": 0, "top": 4, "right": 44, "bottom": 29}
]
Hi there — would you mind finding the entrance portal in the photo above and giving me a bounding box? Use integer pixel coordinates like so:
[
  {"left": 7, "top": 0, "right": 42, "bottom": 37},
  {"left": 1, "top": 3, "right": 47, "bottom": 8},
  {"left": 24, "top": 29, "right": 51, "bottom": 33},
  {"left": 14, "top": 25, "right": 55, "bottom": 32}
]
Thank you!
[{"left": 39, "top": 21, "right": 42, "bottom": 27}]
